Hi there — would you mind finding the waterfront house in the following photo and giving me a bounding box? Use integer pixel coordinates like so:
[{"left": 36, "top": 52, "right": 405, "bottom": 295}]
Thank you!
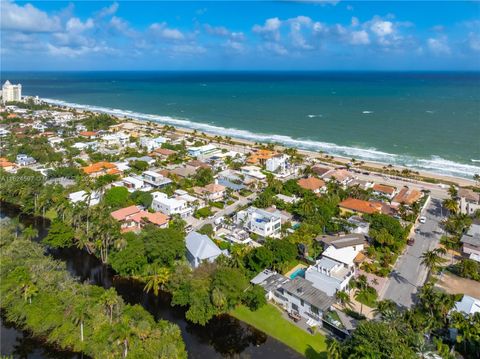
[
  {"left": 457, "top": 188, "right": 480, "bottom": 215},
  {"left": 151, "top": 192, "right": 193, "bottom": 218},
  {"left": 185, "top": 231, "right": 226, "bottom": 268},
  {"left": 111, "top": 205, "right": 169, "bottom": 232},
  {"left": 68, "top": 190, "right": 101, "bottom": 207},
  {"left": 250, "top": 270, "right": 336, "bottom": 327}
]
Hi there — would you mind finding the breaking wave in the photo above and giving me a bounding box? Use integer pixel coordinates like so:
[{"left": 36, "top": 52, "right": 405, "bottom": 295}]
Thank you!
[{"left": 43, "top": 98, "right": 479, "bottom": 179}]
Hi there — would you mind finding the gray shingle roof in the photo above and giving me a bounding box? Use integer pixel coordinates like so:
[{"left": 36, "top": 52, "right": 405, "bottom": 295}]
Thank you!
[{"left": 281, "top": 277, "right": 335, "bottom": 311}]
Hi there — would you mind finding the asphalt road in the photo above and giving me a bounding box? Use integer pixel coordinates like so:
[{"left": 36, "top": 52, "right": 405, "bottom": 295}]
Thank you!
[{"left": 381, "top": 197, "right": 445, "bottom": 308}]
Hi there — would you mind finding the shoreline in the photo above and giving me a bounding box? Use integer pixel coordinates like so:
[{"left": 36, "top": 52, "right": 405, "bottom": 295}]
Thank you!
[{"left": 39, "top": 97, "right": 478, "bottom": 188}]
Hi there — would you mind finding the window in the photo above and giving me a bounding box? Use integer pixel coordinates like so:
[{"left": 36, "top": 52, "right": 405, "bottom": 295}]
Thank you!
[
  {"left": 300, "top": 299, "right": 304, "bottom": 307},
  {"left": 311, "top": 305, "right": 319, "bottom": 315},
  {"left": 292, "top": 303, "right": 299, "bottom": 312}
]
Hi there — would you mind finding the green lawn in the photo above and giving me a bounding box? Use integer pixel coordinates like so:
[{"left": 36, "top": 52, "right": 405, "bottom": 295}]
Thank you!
[{"left": 231, "top": 304, "right": 327, "bottom": 359}]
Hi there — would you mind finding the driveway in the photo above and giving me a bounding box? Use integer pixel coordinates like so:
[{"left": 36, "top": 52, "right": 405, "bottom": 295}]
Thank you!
[
  {"left": 193, "top": 192, "right": 258, "bottom": 230},
  {"left": 381, "top": 197, "right": 445, "bottom": 308}
]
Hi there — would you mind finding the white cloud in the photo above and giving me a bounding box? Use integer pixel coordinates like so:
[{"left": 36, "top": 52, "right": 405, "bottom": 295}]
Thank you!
[
  {"left": 253, "top": 17, "right": 282, "bottom": 41},
  {"left": 262, "top": 42, "right": 288, "bottom": 55},
  {"left": 150, "top": 23, "right": 185, "bottom": 40},
  {"left": 66, "top": 17, "right": 94, "bottom": 33},
  {"left": 351, "top": 17, "right": 359, "bottom": 27},
  {"left": 204, "top": 24, "right": 245, "bottom": 41},
  {"left": 224, "top": 40, "right": 246, "bottom": 53},
  {"left": 370, "top": 19, "right": 394, "bottom": 37},
  {"left": 97, "top": 2, "right": 119, "bottom": 18},
  {"left": 468, "top": 32, "right": 480, "bottom": 52},
  {"left": 1, "top": 0, "right": 61, "bottom": 33},
  {"left": 427, "top": 37, "right": 450, "bottom": 55},
  {"left": 350, "top": 30, "right": 370, "bottom": 45}
]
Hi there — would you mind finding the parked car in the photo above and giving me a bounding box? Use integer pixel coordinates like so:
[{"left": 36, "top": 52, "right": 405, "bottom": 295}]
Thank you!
[{"left": 419, "top": 216, "right": 426, "bottom": 224}]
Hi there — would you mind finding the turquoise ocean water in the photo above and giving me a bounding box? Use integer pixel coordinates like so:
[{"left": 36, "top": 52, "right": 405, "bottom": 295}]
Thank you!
[{"left": 2, "top": 71, "right": 479, "bottom": 178}]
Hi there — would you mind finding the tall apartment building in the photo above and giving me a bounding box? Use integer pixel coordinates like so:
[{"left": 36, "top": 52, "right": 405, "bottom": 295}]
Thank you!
[{"left": 2, "top": 80, "right": 22, "bottom": 103}]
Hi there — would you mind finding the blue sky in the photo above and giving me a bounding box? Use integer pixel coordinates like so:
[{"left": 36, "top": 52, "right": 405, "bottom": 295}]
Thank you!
[{"left": 1, "top": 1, "right": 480, "bottom": 70}]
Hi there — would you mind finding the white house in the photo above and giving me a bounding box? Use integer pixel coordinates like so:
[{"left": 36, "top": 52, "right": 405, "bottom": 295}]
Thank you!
[
  {"left": 68, "top": 190, "right": 101, "bottom": 207},
  {"left": 236, "top": 207, "right": 282, "bottom": 238},
  {"left": 454, "top": 295, "right": 480, "bottom": 315},
  {"left": 0, "top": 128, "right": 10, "bottom": 137},
  {"left": 16, "top": 154, "right": 36, "bottom": 166},
  {"left": 266, "top": 154, "right": 292, "bottom": 176},
  {"left": 251, "top": 270, "right": 335, "bottom": 326},
  {"left": 186, "top": 231, "right": 226, "bottom": 268},
  {"left": 240, "top": 165, "right": 266, "bottom": 180},
  {"left": 187, "top": 143, "right": 220, "bottom": 158},
  {"left": 102, "top": 132, "right": 129, "bottom": 146},
  {"left": 140, "top": 136, "right": 167, "bottom": 151},
  {"left": 151, "top": 192, "right": 193, "bottom": 218},
  {"left": 142, "top": 170, "right": 172, "bottom": 188},
  {"left": 304, "top": 234, "right": 365, "bottom": 296},
  {"left": 120, "top": 176, "right": 152, "bottom": 192},
  {"left": 458, "top": 188, "right": 480, "bottom": 216}
]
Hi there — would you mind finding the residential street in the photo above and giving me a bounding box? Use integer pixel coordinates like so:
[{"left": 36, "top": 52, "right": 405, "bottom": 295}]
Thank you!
[{"left": 381, "top": 197, "right": 444, "bottom": 308}]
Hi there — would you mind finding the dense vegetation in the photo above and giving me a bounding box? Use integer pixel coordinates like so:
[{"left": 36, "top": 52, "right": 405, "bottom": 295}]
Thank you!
[{"left": 0, "top": 221, "right": 186, "bottom": 358}]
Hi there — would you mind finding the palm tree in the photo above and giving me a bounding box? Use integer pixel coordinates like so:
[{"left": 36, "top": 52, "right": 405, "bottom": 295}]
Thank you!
[
  {"left": 442, "top": 198, "right": 459, "bottom": 214},
  {"left": 326, "top": 338, "right": 341, "bottom": 359},
  {"left": 101, "top": 288, "right": 119, "bottom": 324},
  {"left": 335, "top": 290, "right": 352, "bottom": 309},
  {"left": 143, "top": 266, "right": 170, "bottom": 296},
  {"left": 22, "top": 226, "right": 38, "bottom": 241},
  {"left": 71, "top": 300, "right": 89, "bottom": 342},
  {"left": 421, "top": 248, "right": 447, "bottom": 273},
  {"left": 373, "top": 299, "right": 396, "bottom": 318},
  {"left": 22, "top": 282, "right": 38, "bottom": 304},
  {"left": 114, "top": 319, "right": 136, "bottom": 358}
]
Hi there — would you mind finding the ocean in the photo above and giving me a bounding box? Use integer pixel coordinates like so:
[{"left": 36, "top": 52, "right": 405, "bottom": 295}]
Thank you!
[{"left": 2, "top": 71, "right": 479, "bottom": 179}]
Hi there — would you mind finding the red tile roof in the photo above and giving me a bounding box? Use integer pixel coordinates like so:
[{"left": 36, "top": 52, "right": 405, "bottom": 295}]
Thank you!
[
  {"left": 373, "top": 183, "right": 396, "bottom": 195},
  {"left": 297, "top": 177, "right": 325, "bottom": 191},
  {"left": 111, "top": 205, "right": 140, "bottom": 221},
  {"left": 339, "top": 198, "right": 382, "bottom": 214}
]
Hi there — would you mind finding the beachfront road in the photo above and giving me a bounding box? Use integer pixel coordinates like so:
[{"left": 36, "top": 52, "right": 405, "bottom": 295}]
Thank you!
[{"left": 381, "top": 197, "right": 444, "bottom": 309}]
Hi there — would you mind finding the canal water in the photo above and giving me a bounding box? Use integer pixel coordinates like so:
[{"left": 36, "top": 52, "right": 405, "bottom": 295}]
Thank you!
[{"left": 0, "top": 206, "right": 302, "bottom": 359}]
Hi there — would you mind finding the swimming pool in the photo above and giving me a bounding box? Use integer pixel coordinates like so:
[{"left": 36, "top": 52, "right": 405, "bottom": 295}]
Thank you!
[{"left": 289, "top": 268, "right": 306, "bottom": 279}]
